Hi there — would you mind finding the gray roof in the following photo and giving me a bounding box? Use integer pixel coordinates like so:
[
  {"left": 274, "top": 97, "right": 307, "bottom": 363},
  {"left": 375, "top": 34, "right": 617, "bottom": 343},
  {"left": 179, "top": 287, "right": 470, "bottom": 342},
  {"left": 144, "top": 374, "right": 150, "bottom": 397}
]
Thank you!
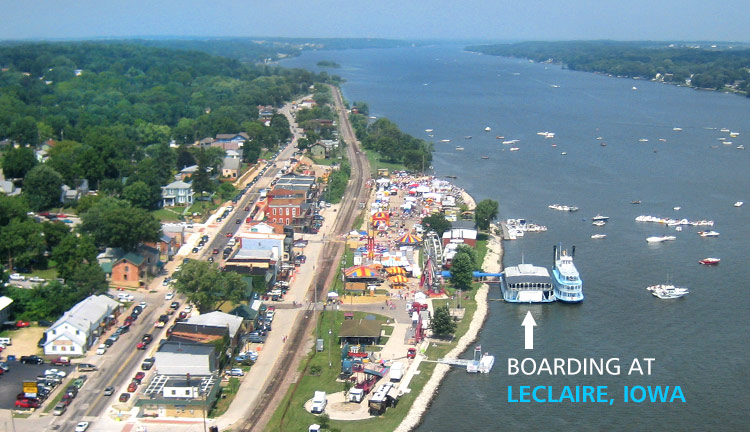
[
  {"left": 186, "top": 312, "right": 244, "bottom": 338},
  {"left": 222, "top": 157, "right": 241, "bottom": 170},
  {"left": 158, "top": 341, "right": 216, "bottom": 356},
  {"left": 49, "top": 295, "right": 120, "bottom": 335},
  {"left": 163, "top": 180, "right": 192, "bottom": 189}
]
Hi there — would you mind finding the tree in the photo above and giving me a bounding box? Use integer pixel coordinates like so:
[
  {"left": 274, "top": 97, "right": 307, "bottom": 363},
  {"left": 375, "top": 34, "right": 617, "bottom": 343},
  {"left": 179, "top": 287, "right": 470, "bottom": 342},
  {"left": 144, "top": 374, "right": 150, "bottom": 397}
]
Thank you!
[
  {"left": 456, "top": 244, "right": 479, "bottom": 270},
  {"left": 99, "top": 179, "right": 124, "bottom": 196},
  {"left": 431, "top": 305, "right": 456, "bottom": 337},
  {"left": 67, "top": 262, "right": 108, "bottom": 295},
  {"left": 23, "top": 165, "right": 64, "bottom": 211},
  {"left": 123, "top": 181, "right": 155, "bottom": 209},
  {"left": 217, "top": 182, "right": 237, "bottom": 200},
  {"left": 176, "top": 144, "right": 196, "bottom": 169},
  {"left": 41, "top": 221, "right": 71, "bottom": 251},
  {"left": 172, "top": 260, "right": 248, "bottom": 313},
  {"left": 2, "top": 146, "right": 37, "bottom": 179},
  {"left": 0, "top": 219, "right": 45, "bottom": 270},
  {"left": 421, "top": 213, "right": 451, "bottom": 237},
  {"left": 450, "top": 251, "right": 474, "bottom": 291},
  {"left": 9, "top": 116, "right": 38, "bottom": 145},
  {"left": 474, "top": 199, "right": 499, "bottom": 231},
  {"left": 80, "top": 197, "right": 161, "bottom": 251},
  {"left": 52, "top": 233, "right": 99, "bottom": 282},
  {"left": 75, "top": 194, "right": 103, "bottom": 214},
  {"left": 0, "top": 194, "right": 29, "bottom": 227}
]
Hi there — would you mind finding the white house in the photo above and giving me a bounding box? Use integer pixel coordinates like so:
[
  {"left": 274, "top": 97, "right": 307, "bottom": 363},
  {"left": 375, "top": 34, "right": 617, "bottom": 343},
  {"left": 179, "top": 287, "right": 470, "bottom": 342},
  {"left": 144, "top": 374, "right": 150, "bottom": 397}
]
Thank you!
[
  {"left": 0, "top": 296, "right": 13, "bottom": 324},
  {"left": 161, "top": 180, "right": 194, "bottom": 207},
  {"left": 44, "top": 295, "right": 120, "bottom": 356}
]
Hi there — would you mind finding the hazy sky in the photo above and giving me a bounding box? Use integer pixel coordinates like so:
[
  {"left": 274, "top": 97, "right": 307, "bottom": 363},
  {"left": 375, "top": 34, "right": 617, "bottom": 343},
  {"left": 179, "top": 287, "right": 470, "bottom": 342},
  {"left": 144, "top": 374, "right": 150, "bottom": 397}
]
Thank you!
[{"left": 1, "top": 0, "right": 747, "bottom": 42}]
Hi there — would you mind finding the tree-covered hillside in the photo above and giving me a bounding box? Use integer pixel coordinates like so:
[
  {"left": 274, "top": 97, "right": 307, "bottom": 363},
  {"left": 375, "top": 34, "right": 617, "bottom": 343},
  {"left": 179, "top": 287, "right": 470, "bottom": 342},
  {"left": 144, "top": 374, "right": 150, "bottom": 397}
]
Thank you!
[{"left": 467, "top": 41, "right": 750, "bottom": 95}]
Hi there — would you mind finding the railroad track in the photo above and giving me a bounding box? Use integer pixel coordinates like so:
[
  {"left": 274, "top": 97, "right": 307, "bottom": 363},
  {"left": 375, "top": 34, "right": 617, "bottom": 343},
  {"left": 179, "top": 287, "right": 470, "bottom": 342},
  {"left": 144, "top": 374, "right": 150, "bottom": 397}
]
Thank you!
[{"left": 240, "top": 86, "right": 370, "bottom": 431}]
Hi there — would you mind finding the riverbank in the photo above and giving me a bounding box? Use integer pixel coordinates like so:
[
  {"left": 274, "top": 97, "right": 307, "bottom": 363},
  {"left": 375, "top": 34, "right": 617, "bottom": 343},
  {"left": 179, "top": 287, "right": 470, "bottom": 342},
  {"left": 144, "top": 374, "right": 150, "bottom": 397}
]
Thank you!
[{"left": 395, "top": 221, "right": 503, "bottom": 432}]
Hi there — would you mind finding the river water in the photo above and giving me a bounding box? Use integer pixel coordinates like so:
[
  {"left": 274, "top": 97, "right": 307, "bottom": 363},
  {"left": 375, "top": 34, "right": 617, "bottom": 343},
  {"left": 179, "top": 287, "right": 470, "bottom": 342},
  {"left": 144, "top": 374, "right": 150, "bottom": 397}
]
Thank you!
[{"left": 282, "top": 45, "right": 750, "bottom": 431}]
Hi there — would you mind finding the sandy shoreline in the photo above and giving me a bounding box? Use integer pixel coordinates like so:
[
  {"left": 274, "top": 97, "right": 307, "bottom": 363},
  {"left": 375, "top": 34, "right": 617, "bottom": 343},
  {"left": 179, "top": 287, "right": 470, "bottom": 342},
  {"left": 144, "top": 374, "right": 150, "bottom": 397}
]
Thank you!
[{"left": 395, "top": 222, "right": 503, "bottom": 432}]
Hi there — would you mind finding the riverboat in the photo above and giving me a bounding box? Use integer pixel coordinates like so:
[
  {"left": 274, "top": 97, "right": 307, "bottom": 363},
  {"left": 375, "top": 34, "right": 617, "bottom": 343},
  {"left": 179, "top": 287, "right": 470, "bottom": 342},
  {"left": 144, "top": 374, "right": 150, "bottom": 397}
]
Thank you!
[
  {"left": 501, "top": 262, "right": 556, "bottom": 303},
  {"left": 552, "top": 245, "right": 583, "bottom": 303}
]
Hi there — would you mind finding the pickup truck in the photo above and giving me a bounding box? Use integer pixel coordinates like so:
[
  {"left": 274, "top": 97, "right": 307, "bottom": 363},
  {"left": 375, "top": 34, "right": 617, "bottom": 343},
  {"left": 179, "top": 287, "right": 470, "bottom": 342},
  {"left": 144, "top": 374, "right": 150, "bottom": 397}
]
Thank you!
[{"left": 51, "top": 356, "right": 71, "bottom": 366}]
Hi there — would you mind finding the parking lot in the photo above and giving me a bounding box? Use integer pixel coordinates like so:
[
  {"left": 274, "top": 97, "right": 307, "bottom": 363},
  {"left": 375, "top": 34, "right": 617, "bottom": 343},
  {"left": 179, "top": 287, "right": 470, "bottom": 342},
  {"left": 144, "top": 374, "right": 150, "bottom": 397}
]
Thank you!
[{"left": 0, "top": 362, "right": 51, "bottom": 409}]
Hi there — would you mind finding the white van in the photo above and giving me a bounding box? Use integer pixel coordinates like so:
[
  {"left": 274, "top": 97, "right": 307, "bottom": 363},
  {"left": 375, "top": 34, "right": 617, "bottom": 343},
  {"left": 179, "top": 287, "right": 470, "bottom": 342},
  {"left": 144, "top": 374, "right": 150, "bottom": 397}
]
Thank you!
[
  {"left": 117, "top": 293, "right": 134, "bottom": 302},
  {"left": 390, "top": 361, "right": 404, "bottom": 382},
  {"left": 311, "top": 391, "right": 327, "bottom": 413},
  {"left": 0, "top": 337, "right": 11, "bottom": 346}
]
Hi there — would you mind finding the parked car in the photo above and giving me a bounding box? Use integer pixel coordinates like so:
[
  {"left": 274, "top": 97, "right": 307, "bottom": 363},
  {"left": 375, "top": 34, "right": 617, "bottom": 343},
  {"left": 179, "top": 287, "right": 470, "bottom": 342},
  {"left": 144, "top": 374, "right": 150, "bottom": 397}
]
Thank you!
[
  {"left": 141, "top": 357, "right": 155, "bottom": 371},
  {"left": 20, "top": 355, "right": 44, "bottom": 364},
  {"left": 51, "top": 356, "right": 71, "bottom": 366},
  {"left": 9, "top": 273, "right": 25, "bottom": 281},
  {"left": 16, "top": 398, "right": 40, "bottom": 409},
  {"left": 28, "top": 276, "right": 45, "bottom": 283},
  {"left": 78, "top": 363, "right": 98, "bottom": 372},
  {"left": 119, "top": 393, "right": 130, "bottom": 402},
  {"left": 133, "top": 372, "right": 146, "bottom": 384},
  {"left": 51, "top": 402, "right": 66, "bottom": 414},
  {"left": 169, "top": 301, "right": 180, "bottom": 310},
  {"left": 164, "top": 292, "right": 174, "bottom": 300},
  {"left": 96, "top": 344, "right": 107, "bottom": 355},
  {"left": 127, "top": 381, "right": 138, "bottom": 392},
  {"left": 225, "top": 368, "right": 244, "bottom": 377},
  {"left": 213, "top": 248, "right": 219, "bottom": 254},
  {"left": 104, "top": 386, "right": 115, "bottom": 396}
]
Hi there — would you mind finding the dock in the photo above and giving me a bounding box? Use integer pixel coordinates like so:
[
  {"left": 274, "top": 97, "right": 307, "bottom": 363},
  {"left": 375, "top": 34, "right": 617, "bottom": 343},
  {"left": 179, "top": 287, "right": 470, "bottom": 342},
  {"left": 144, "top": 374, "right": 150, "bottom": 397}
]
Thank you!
[{"left": 434, "top": 346, "right": 495, "bottom": 373}]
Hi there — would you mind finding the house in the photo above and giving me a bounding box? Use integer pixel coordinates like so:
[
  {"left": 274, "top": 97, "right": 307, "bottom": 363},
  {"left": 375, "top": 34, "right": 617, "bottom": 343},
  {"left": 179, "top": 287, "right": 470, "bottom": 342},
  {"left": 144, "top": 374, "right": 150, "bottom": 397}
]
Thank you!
[
  {"left": 162, "top": 224, "right": 186, "bottom": 248},
  {"left": 178, "top": 165, "right": 199, "bottom": 181},
  {"left": 0, "top": 180, "right": 20, "bottom": 196},
  {"left": 223, "top": 231, "right": 285, "bottom": 279},
  {"left": 212, "top": 133, "right": 248, "bottom": 151},
  {"left": 309, "top": 142, "right": 327, "bottom": 159},
  {"left": 98, "top": 246, "right": 161, "bottom": 288},
  {"left": 298, "top": 99, "right": 317, "bottom": 109},
  {"left": 146, "top": 233, "right": 177, "bottom": 261},
  {"left": 225, "top": 149, "right": 241, "bottom": 160},
  {"left": 258, "top": 105, "right": 275, "bottom": 120},
  {"left": 161, "top": 180, "right": 194, "bottom": 207},
  {"left": 265, "top": 198, "right": 312, "bottom": 229},
  {"left": 221, "top": 157, "right": 241, "bottom": 179},
  {"left": 245, "top": 221, "right": 286, "bottom": 234},
  {"left": 154, "top": 341, "right": 218, "bottom": 376},
  {"left": 43, "top": 295, "right": 120, "bottom": 355},
  {"left": 60, "top": 179, "right": 89, "bottom": 204},
  {"left": 0, "top": 296, "right": 13, "bottom": 324}
]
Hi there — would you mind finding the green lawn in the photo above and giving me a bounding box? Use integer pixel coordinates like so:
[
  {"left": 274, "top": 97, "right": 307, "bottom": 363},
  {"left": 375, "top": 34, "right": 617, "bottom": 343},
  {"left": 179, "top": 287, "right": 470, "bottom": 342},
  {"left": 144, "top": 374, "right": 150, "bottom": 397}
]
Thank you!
[
  {"left": 311, "top": 157, "right": 339, "bottom": 166},
  {"left": 364, "top": 149, "right": 406, "bottom": 175},
  {"left": 151, "top": 207, "right": 185, "bottom": 222},
  {"left": 23, "top": 267, "right": 59, "bottom": 280},
  {"left": 209, "top": 377, "right": 241, "bottom": 418}
]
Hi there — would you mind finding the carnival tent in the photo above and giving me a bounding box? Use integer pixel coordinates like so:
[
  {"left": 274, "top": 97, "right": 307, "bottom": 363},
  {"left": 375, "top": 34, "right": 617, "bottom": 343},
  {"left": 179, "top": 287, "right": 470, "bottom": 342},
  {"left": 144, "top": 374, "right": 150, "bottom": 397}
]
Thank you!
[
  {"left": 344, "top": 265, "right": 379, "bottom": 279},
  {"left": 397, "top": 232, "right": 423, "bottom": 244},
  {"left": 389, "top": 275, "right": 408, "bottom": 284},
  {"left": 386, "top": 266, "right": 406, "bottom": 275}
]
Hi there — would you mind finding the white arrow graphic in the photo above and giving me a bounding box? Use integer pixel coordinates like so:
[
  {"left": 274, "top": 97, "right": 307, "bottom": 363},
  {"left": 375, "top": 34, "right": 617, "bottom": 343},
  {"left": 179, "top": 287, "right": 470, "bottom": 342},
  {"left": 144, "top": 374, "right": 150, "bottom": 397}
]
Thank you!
[{"left": 522, "top": 311, "right": 537, "bottom": 350}]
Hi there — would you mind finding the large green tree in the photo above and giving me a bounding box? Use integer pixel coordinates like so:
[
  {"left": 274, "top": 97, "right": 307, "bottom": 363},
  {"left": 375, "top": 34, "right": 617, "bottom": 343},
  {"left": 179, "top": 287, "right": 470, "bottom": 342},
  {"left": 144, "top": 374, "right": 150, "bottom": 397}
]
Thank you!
[
  {"left": 122, "top": 180, "right": 155, "bottom": 210},
  {"left": 456, "top": 244, "right": 479, "bottom": 270},
  {"left": 474, "top": 199, "right": 499, "bottom": 231},
  {"left": 431, "top": 305, "right": 457, "bottom": 337},
  {"left": 0, "top": 218, "right": 45, "bottom": 270},
  {"left": 421, "top": 213, "right": 451, "bottom": 237},
  {"left": 23, "top": 164, "right": 64, "bottom": 211},
  {"left": 2, "top": 146, "right": 37, "bottom": 179},
  {"left": 80, "top": 197, "right": 161, "bottom": 251},
  {"left": 173, "top": 260, "right": 248, "bottom": 313},
  {"left": 449, "top": 251, "right": 474, "bottom": 291},
  {"left": 0, "top": 194, "right": 29, "bottom": 226},
  {"left": 52, "top": 232, "right": 99, "bottom": 282}
]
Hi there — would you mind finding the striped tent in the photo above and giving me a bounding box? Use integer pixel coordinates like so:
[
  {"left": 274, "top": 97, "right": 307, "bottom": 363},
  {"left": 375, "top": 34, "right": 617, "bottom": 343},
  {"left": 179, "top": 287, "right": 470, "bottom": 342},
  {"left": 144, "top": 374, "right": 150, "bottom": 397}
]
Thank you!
[
  {"left": 344, "top": 265, "right": 379, "bottom": 279},
  {"left": 397, "top": 232, "right": 423, "bottom": 244},
  {"left": 386, "top": 266, "right": 406, "bottom": 275},
  {"left": 389, "top": 275, "right": 408, "bottom": 284}
]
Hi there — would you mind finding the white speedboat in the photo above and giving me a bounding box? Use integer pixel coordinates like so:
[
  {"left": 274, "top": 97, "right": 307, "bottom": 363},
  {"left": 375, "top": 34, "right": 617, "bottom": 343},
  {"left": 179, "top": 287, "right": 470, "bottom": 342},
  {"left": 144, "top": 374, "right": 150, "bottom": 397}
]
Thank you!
[
  {"left": 592, "top": 214, "right": 610, "bottom": 222},
  {"left": 699, "top": 257, "right": 720, "bottom": 265},
  {"left": 485, "top": 126, "right": 491, "bottom": 132},
  {"left": 592, "top": 220, "right": 606, "bottom": 226},
  {"left": 647, "top": 284, "right": 689, "bottom": 299},
  {"left": 590, "top": 234, "right": 607, "bottom": 239},
  {"left": 455, "top": 146, "right": 465, "bottom": 151},
  {"left": 698, "top": 230, "right": 720, "bottom": 237},
  {"left": 734, "top": 201, "right": 743, "bottom": 207},
  {"left": 646, "top": 235, "right": 677, "bottom": 243}
]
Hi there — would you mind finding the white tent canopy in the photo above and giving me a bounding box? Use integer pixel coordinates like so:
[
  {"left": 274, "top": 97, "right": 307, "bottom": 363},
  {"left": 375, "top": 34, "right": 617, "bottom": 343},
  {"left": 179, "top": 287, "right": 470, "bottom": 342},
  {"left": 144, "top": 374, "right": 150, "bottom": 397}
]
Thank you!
[{"left": 327, "top": 292, "right": 339, "bottom": 298}]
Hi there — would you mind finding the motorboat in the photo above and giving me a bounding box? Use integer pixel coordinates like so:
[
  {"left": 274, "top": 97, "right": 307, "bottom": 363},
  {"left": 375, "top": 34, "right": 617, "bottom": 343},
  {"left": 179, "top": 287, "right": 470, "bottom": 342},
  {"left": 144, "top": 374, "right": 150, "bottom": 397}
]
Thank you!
[
  {"left": 673, "top": 127, "right": 683, "bottom": 131},
  {"left": 734, "top": 201, "right": 743, "bottom": 207},
  {"left": 455, "top": 146, "right": 465, "bottom": 151},
  {"left": 646, "top": 235, "right": 676, "bottom": 243},
  {"left": 698, "top": 230, "right": 720, "bottom": 237},
  {"left": 592, "top": 214, "right": 610, "bottom": 222},
  {"left": 548, "top": 204, "right": 579, "bottom": 212},
  {"left": 639, "top": 138, "right": 649, "bottom": 142},
  {"left": 699, "top": 257, "right": 720, "bottom": 265},
  {"left": 440, "top": 139, "right": 451, "bottom": 143},
  {"left": 485, "top": 126, "right": 491, "bottom": 132},
  {"left": 592, "top": 220, "right": 606, "bottom": 226},
  {"left": 509, "top": 147, "right": 520, "bottom": 151},
  {"left": 647, "top": 284, "right": 689, "bottom": 299},
  {"left": 631, "top": 200, "right": 641, "bottom": 204},
  {"left": 590, "top": 234, "right": 607, "bottom": 239},
  {"left": 481, "top": 156, "right": 489, "bottom": 159},
  {"left": 465, "top": 136, "right": 472, "bottom": 139}
]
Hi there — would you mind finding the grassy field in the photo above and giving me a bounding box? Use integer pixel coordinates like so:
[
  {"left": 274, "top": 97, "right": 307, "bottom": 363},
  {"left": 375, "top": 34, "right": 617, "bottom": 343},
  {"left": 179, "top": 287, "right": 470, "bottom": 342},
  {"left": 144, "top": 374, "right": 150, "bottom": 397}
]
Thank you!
[
  {"left": 150, "top": 207, "right": 185, "bottom": 222},
  {"left": 23, "top": 266, "right": 59, "bottom": 280},
  {"left": 209, "top": 377, "right": 241, "bottom": 418},
  {"left": 363, "top": 149, "right": 406, "bottom": 175}
]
